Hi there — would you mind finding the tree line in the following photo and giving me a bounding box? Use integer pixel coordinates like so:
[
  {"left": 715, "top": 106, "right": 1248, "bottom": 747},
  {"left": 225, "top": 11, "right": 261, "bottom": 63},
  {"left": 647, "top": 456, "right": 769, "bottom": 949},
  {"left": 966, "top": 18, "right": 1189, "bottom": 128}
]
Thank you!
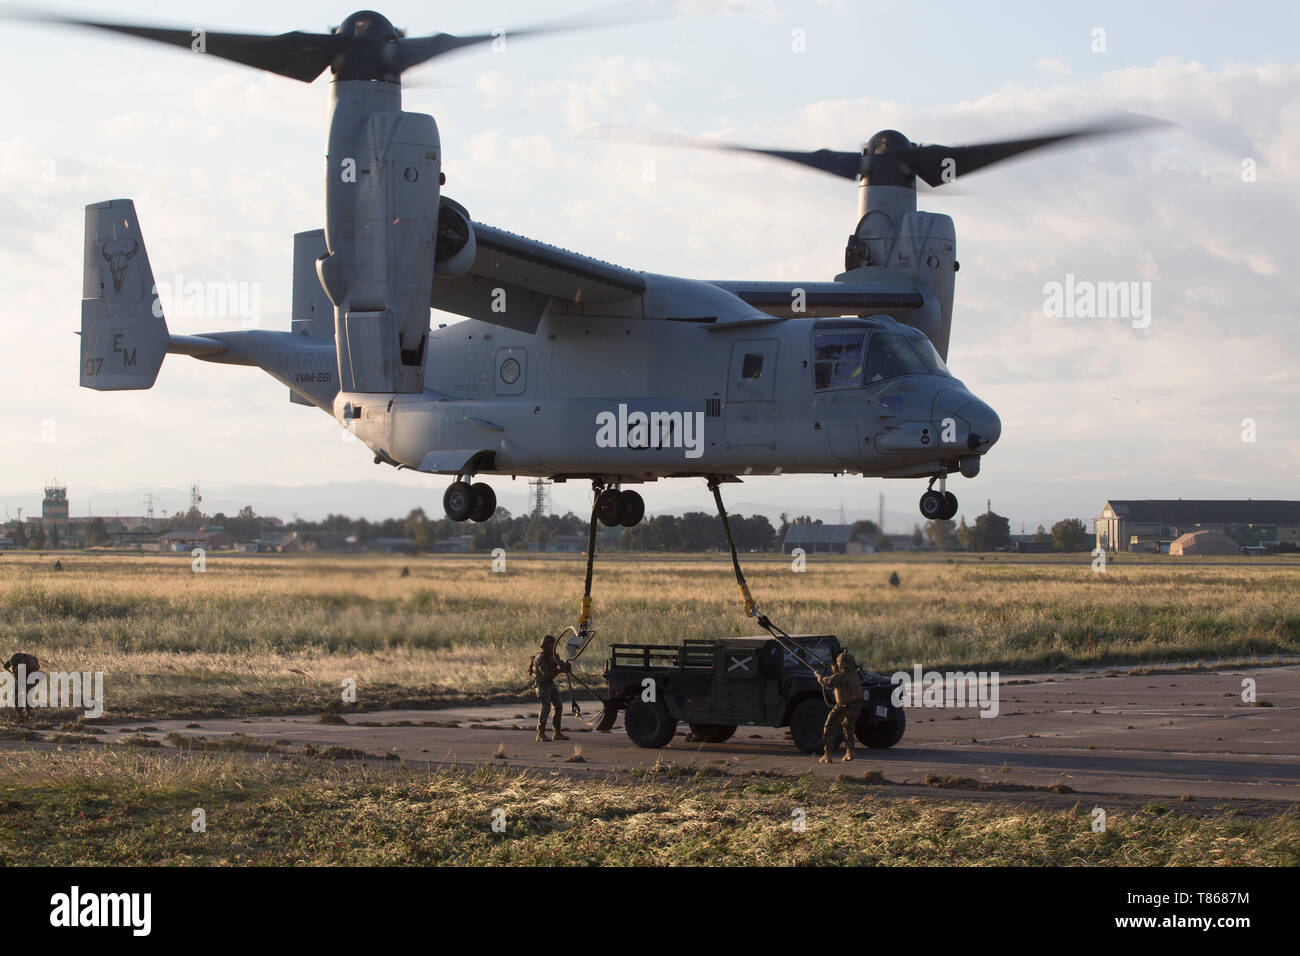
[{"left": 4, "top": 505, "right": 1100, "bottom": 553}]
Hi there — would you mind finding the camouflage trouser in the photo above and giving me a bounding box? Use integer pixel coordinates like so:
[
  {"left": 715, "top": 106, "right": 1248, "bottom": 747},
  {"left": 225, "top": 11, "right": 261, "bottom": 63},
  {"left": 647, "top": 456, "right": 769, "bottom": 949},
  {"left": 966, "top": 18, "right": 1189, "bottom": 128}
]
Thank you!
[
  {"left": 536, "top": 681, "right": 563, "bottom": 734},
  {"left": 824, "top": 704, "right": 860, "bottom": 755}
]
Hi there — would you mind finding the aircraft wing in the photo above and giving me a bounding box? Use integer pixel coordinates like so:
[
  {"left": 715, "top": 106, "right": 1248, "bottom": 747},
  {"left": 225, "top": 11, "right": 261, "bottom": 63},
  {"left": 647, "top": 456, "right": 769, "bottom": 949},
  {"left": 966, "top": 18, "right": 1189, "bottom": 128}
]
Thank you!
[
  {"left": 431, "top": 217, "right": 647, "bottom": 333},
  {"left": 707, "top": 280, "right": 924, "bottom": 318}
]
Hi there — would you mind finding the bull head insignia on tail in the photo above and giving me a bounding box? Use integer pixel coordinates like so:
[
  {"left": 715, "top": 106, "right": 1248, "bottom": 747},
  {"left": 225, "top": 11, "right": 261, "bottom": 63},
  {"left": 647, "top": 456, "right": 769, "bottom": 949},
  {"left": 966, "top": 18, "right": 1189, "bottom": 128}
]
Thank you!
[{"left": 101, "top": 238, "right": 139, "bottom": 293}]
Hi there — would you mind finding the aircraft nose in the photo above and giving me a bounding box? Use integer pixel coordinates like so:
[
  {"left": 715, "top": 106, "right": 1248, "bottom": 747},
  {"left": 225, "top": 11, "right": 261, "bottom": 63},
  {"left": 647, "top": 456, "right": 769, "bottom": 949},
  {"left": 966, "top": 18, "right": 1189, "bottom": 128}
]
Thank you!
[{"left": 958, "top": 398, "right": 1001, "bottom": 451}]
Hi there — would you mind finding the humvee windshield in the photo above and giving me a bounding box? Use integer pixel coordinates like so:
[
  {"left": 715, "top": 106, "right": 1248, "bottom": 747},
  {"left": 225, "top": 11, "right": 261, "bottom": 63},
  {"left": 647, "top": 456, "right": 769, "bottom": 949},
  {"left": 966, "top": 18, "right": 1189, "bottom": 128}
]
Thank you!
[{"left": 781, "top": 637, "right": 839, "bottom": 672}]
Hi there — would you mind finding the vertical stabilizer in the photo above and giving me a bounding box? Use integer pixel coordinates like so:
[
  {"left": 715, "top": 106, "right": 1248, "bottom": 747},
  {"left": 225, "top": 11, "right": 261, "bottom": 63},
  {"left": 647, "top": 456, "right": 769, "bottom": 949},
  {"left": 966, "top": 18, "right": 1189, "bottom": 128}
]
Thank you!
[{"left": 80, "top": 199, "right": 168, "bottom": 390}]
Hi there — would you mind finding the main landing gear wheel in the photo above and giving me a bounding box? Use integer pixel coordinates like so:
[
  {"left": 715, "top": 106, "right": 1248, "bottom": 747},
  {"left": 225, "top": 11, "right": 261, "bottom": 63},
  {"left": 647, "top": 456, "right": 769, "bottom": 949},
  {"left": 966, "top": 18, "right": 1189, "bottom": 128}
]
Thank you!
[
  {"left": 595, "top": 488, "right": 626, "bottom": 527},
  {"left": 444, "top": 481, "right": 474, "bottom": 521},
  {"left": 468, "top": 482, "right": 496, "bottom": 522},
  {"left": 595, "top": 488, "right": 644, "bottom": 527},
  {"left": 620, "top": 490, "right": 645, "bottom": 527},
  {"left": 920, "top": 490, "right": 958, "bottom": 520}
]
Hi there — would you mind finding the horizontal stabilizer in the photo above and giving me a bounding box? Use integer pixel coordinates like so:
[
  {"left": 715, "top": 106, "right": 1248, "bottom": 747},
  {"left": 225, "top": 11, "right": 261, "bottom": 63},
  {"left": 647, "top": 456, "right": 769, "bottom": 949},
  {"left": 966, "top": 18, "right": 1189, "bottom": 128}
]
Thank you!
[{"left": 81, "top": 199, "right": 167, "bottom": 390}]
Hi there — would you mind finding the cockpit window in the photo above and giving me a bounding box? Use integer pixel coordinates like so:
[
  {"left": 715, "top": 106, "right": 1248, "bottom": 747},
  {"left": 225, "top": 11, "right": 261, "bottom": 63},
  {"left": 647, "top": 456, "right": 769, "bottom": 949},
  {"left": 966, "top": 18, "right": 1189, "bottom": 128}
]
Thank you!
[
  {"left": 814, "top": 329, "right": 948, "bottom": 390},
  {"left": 863, "top": 333, "right": 948, "bottom": 383},
  {"left": 812, "top": 331, "right": 865, "bottom": 391},
  {"left": 914, "top": 337, "right": 949, "bottom": 375}
]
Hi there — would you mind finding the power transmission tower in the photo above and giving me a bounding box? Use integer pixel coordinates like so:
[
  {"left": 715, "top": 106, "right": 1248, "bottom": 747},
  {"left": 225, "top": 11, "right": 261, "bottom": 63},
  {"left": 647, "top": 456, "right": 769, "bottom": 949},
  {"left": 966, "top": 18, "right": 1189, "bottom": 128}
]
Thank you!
[{"left": 529, "top": 478, "right": 552, "bottom": 519}]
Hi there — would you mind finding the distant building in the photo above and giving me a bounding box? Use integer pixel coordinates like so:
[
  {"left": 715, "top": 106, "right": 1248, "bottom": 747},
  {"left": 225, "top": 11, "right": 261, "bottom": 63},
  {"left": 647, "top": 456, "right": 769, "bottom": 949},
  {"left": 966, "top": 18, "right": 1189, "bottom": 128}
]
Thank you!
[
  {"left": 239, "top": 531, "right": 301, "bottom": 553},
  {"left": 1096, "top": 500, "right": 1300, "bottom": 553},
  {"left": 1010, "top": 536, "right": 1054, "bottom": 554},
  {"left": 159, "top": 528, "right": 236, "bottom": 552},
  {"left": 548, "top": 533, "right": 588, "bottom": 553},
  {"left": 782, "top": 524, "right": 863, "bottom": 555},
  {"left": 432, "top": 535, "right": 473, "bottom": 554},
  {"left": 1169, "top": 530, "right": 1240, "bottom": 556},
  {"left": 42, "top": 485, "right": 70, "bottom": 545},
  {"left": 298, "top": 531, "right": 359, "bottom": 553},
  {"left": 371, "top": 537, "right": 418, "bottom": 554}
]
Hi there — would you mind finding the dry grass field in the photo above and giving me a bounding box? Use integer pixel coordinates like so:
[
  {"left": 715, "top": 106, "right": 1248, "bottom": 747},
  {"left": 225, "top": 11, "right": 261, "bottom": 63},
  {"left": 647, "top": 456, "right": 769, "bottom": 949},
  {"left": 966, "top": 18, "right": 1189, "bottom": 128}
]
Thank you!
[
  {"left": 0, "top": 550, "right": 1297, "bottom": 722},
  {"left": 3, "top": 550, "right": 1298, "bottom": 867},
  {"left": 1, "top": 747, "right": 1295, "bottom": 866}
]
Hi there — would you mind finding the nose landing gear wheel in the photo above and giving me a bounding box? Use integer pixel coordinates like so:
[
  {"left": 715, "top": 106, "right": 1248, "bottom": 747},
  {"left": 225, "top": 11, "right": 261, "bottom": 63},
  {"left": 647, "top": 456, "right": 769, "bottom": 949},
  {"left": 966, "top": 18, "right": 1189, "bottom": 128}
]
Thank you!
[
  {"left": 941, "top": 491, "right": 958, "bottom": 520},
  {"left": 919, "top": 490, "right": 946, "bottom": 520},
  {"left": 468, "top": 482, "right": 496, "bottom": 522},
  {"left": 444, "top": 481, "right": 474, "bottom": 521}
]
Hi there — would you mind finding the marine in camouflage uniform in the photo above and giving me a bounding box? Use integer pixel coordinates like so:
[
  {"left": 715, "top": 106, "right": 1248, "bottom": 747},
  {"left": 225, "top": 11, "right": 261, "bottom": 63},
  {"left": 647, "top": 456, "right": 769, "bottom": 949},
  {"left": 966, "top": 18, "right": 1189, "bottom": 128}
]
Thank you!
[
  {"left": 816, "top": 652, "right": 863, "bottom": 763},
  {"left": 530, "top": 634, "right": 571, "bottom": 742},
  {"left": 4, "top": 653, "right": 41, "bottom": 721}
]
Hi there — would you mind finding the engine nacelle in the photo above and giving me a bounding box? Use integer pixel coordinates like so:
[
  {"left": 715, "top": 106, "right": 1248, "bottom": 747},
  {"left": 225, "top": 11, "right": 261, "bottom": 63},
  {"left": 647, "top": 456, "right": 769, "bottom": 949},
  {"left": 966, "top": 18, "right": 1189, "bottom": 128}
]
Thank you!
[
  {"left": 322, "top": 80, "right": 441, "bottom": 394},
  {"left": 434, "top": 198, "right": 477, "bottom": 279}
]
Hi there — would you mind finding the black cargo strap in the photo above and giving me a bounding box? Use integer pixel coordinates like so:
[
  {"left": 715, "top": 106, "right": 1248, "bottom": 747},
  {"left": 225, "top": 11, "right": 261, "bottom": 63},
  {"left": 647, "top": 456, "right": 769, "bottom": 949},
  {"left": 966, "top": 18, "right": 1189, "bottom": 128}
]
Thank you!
[
  {"left": 707, "top": 476, "right": 832, "bottom": 679},
  {"left": 566, "top": 673, "right": 581, "bottom": 717},
  {"left": 577, "top": 481, "right": 601, "bottom": 636}
]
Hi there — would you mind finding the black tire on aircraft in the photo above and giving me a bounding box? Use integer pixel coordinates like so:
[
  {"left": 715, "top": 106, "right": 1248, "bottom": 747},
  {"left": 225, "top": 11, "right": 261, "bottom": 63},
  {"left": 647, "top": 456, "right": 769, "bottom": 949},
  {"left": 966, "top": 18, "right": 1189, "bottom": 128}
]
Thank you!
[
  {"left": 941, "top": 491, "right": 958, "bottom": 520},
  {"left": 919, "top": 490, "right": 946, "bottom": 519},
  {"left": 469, "top": 482, "right": 496, "bottom": 522},
  {"left": 620, "top": 490, "right": 645, "bottom": 527},
  {"left": 596, "top": 488, "right": 627, "bottom": 527},
  {"left": 444, "top": 481, "right": 474, "bottom": 522}
]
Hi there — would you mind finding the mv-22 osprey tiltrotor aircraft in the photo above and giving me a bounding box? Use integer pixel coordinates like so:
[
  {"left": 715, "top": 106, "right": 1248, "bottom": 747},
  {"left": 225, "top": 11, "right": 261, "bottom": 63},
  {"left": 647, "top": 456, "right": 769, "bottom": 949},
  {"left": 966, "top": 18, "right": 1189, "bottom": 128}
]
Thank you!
[{"left": 32, "top": 8, "right": 1159, "bottom": 532}]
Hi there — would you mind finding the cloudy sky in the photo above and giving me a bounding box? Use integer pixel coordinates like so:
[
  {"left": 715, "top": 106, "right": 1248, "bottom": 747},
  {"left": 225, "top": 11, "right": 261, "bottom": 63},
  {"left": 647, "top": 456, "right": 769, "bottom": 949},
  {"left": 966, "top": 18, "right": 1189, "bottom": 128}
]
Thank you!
[{"left": 1, "top": 0, "right": 1296, "bottom": 531}]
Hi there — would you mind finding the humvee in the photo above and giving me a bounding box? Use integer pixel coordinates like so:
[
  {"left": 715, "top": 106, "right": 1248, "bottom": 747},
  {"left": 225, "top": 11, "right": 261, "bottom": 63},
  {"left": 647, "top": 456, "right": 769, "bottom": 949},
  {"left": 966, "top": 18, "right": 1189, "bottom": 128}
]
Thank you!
[{"left": 599, "top": 635, "right": 906, "bottom": 753}]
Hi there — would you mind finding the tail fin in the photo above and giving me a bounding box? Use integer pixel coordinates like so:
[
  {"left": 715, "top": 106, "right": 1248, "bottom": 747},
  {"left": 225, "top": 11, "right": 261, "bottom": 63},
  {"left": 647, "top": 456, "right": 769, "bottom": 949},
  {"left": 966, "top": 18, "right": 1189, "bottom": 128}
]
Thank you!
[{"left": 81, "top": 199, "right": 168, "bottom": 390}]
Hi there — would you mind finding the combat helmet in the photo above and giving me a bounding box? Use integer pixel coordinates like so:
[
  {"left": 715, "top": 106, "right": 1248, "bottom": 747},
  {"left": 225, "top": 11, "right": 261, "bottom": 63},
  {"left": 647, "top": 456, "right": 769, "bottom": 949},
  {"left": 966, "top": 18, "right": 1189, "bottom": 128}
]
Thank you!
[
  {"left": 540, "top": 634, "right": 556, "bottom": 649},
  {"left": 836, "top": 651, "right": 856, "bottom": 671}
]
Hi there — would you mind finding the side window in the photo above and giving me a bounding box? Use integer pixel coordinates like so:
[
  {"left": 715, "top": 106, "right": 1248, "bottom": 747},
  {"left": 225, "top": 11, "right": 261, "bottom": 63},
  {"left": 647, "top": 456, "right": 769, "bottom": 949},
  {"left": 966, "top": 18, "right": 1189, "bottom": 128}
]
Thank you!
[
  {"left": 741, "top": 353, "right": 764, "bottom": 379},
  {"left": 812, "top": 331, "right": 866, "bottom": 391}
]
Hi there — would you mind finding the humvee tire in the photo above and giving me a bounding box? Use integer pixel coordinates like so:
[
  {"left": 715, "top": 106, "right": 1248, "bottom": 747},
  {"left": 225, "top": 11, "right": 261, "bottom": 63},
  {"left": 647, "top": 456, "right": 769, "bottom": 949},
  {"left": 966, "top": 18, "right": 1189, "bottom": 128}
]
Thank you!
[
  {"left": 625, "top": 698, "right": 678, "bottom": 748},
  {"left": 688, "top": 722, "right": 737, "bottom": 743},
  {"left": 790, "top": 698, "right": 842, "bottom": 754},
  {"left": 856, "top": 708, "right": 906, "bottom": 749}
]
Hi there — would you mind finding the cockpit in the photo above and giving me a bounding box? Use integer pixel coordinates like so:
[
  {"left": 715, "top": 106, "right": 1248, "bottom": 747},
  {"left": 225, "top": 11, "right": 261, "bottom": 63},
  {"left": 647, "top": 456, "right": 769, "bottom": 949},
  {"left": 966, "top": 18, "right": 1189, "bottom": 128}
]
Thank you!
[{"left": 812, "top": 328, "right": 948, "bottom": 391}]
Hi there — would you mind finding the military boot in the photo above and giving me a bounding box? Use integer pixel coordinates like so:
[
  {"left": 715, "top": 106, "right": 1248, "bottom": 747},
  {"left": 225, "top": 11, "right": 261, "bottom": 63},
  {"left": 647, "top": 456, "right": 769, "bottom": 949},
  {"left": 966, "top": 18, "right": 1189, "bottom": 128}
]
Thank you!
[
  {"left": 553, "top": 723, "right": 568, "bottom": 741},
  {"left": 535, "top": 730, "right": 549, "bottom": 742},
  {"left": 841, "top": 748, "right": 854, "bottom": 762}
]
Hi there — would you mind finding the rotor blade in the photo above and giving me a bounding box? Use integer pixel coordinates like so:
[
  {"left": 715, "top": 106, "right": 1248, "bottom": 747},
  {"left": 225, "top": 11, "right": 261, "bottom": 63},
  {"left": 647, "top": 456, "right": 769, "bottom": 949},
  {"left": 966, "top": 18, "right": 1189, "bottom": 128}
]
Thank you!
[
  {"left": 899, "top": 113, "right": 1171, "bottom": 187},
  {"left": 398, "top": 4, "right": 661, "bottom": 73},
  {"left": 584, "top": 124, "right": 867, "bottom": 180},
  {"left": 5, "top": 7, "right": 339, "bottom": 82}
]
